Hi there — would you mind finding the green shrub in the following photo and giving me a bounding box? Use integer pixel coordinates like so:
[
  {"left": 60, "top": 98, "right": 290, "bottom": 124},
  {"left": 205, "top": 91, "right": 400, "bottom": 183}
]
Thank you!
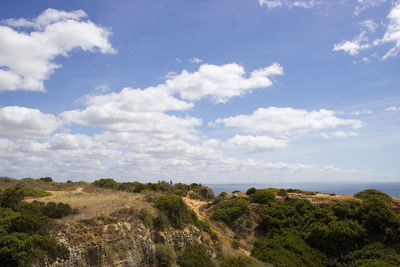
[
  {"left": 332, "top": 199, "right": 361, "bottom": 219},
  {"left": 218, "top": 191, "right": 227, "bottom": 197},
  {"left": 155, "top": 243, "right": 175, "bottom": 267},
  {"left": 155, "top": 194, "right": 197, "bottom": 229},
  {"left": 0, "top": 188, "right": 24, "bottom": 210},
  {"left": 119, "top": 182, "right": 146, "bottom": 193},
  {"left": 277, "top": 189, "right": 287, "bottom": 197},
  {"left": 0, "top": 232, "right": 69, "bottom": 266},
  {"left": 178, "top": 244, "right": 215, "bottom": 267},
  {"left": 39, "top": 177, "right": 53, "bottom": 183},
  {"left": 232, "top": 190, "right": 241, "bottom": 194},
  {"left": 153, "top": 213, "right": 169, "bottom": 230},
  {"left": 138, "top": 208, "right": 153, "bottom": 228},
  {"left": 245, "top": 218, "right": 253, "bottom": 228},
  {"left": 250, "top": 189, "right": 275, "bottom": 204},
  {"left": 37, "top": 202, "right": 77, "bottom": 219},
  {"left": 246, "top": 187, "right": 257, "bottom": 195},
  {"left": 231, "top": 239, "right": 240, "bottom": 250},
  {"left": 211, "top": 198, "right": 249, "bottom": 223},
  {"left": 92, "top": 178, "right": 119, "bottom": 190},
  {"left": 358, "top": 198, "right": 400, "bottom": 242},
  {"left": 252, "top": 232, "right": 327, "bottom": 267},
  {"left": 17, "top": 187, "right": 51, "bottom": 197},
  {"left": 354, "top": 189, "right": 392, "bottom": 203},
  {"left": 307, "top": 219, "right": 367, "bottom": 257},
  {"left": 344, "top": 243, "right": 400, "bottom": 266},
  {"left": 220, "top": 256, "right": 256, "bottom": 267}
]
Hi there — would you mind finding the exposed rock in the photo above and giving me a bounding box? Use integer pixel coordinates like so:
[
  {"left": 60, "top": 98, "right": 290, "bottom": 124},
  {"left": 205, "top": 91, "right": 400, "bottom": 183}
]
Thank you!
[{"left": 49, "top": 214, "right": 203, "bottom": 267}]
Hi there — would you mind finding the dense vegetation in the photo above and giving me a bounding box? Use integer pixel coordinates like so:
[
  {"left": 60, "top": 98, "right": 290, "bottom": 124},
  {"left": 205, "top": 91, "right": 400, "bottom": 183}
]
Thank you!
[
  {"left": 252, "top": 189, "right": 400, "bottom": 266},
  {"left": 93, "top": 178, "right": 214, "bottom": 199},
  {"left": 0, "top": 187, "right": 72, "bottom": 266},
  {"left": 178, "top": 243, "right": 215, "bottom": 267},
  {"left": 211, "top": 198, "right": 249, "bottom": 223}
]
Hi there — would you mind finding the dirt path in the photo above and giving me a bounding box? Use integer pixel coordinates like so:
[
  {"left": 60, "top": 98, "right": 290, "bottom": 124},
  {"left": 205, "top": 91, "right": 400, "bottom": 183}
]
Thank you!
[{"left": 183, "top": 197, "right": 251, "bottom": 256}]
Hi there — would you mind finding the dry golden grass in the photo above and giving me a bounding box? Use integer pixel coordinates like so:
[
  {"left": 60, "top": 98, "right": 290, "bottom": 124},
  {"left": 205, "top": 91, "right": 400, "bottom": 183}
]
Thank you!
[{"left": 26, "top": 186, "right": 156, "bottom": 221}]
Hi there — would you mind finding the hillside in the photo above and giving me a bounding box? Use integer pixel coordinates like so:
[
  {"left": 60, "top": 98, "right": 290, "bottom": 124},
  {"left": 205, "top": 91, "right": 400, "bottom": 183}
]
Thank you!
[{"left": 1, "top": 177, "right": 400, "bottom": 266}]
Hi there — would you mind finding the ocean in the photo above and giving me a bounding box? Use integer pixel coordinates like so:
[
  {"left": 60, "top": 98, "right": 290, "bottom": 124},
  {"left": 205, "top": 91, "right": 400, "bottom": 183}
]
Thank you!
[{"left": 207, "top": 182, "right": 400, "bottom": 198}]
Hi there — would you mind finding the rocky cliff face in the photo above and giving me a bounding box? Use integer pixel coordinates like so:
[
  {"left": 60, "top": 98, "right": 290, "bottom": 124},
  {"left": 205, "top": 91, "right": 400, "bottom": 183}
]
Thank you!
[{"left": 49, "top": 208, "right": 203, "bottom": 267}]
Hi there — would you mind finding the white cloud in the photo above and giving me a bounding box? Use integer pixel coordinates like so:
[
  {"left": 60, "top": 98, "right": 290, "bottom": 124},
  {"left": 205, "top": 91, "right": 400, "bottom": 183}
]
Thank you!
[
  {"left": 378, "top": 3, "right": 400, "bottom": 59},
  {"left": 225, "top": 135, "right": 288, "bottom": 153},
  {"left": 360, "top": 19, "right": 378, "bottom": 32},
  {"left": 385, "top": 106, "right": 400, "bottom": 111},
  {"left": 162, "top": 62, "right": 283, "bottom": 103},
  {"left": 333, "top": 31, "right": 370, "bottom": 56},
  {"left": 189, "top": 57, "right": 202, "bottom": 63},
  {"left": 354, "top": 0, "right": 387, "bottom": 16},
  {"left": 0, "top": 106, "right": 61, "bottom": 139},
  {"left": 350, "top": 108, "right": 373, "bottom": 116},
  {"left": 62, "top": 87, "right": 200, "bottom": 140},
  {"left": 214, "top": 106, "right": 362, "bottom": 136},
  {"left": 259, "top": 0, "right": 318, "bottom": 9},
  {"left": 320, "top": 131, "right": 359, "bottom": 139},
  {"left": 94, "top": 84, "right": 110, "bottom": 93},
  {"left": 0, "top": 8, "right": 115, "bottom": 92},
  {"left": 334, "top": 3, "right": 400, "bottom": 60}
]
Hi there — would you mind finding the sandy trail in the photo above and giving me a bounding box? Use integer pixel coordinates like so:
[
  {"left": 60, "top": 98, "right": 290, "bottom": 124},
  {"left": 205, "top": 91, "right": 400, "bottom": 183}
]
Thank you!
[{"left": 183, "top": 197, "right": 251, "bottom": 256}]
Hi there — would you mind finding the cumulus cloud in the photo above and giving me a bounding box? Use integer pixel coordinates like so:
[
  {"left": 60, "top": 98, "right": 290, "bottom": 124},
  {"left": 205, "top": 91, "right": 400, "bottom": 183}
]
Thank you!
[
  {"left": 0, "top": 8, "right": 115, "bottom": 92},
  {"left": 214, "top": 106, "right": 362, "bottom": 136},
  {"left": 259, "top": 0, "right": 318, "bottom": 9},
  {"left": 225, "top": 135, "right": 288, "bottom": 153},
  {"left": 162, "top": 62, "right": 283, "bottom": 103},
  {"left": 0, "top": 106, "right": 61, "bottom": 139},
  {"left": 62, "top": 87, "right": 200, "bottom": 140}
]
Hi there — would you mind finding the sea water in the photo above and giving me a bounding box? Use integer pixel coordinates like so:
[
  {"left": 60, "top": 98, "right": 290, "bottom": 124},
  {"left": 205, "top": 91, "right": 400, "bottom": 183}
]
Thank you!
[{"left": 207, "top": 182, "right": 400, "bottom": 198}]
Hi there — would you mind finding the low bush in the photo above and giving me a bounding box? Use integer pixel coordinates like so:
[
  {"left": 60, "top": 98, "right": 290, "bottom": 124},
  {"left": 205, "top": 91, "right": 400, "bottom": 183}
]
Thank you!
[
  {"left": 250, "top": 189, "right": 275, "bottom": 204},
  {"left": 0, "top": 188, "right": 69, "bottom": 266},
  {"left": 153, "top": 213, "right": 169, "bottom": 230},
  {"left": 17, "top": 187, "right": 51, "bottom": 197},
  {"left": 211, "top": 198, "right": 249, "bottom": 223},
  {"left": 246, "top": 187, "right": 257, "bottom": 195},
  {"left": 39, "top": 177, "right": 53, "bottom": 183},
  {"left": 155, "top": 243, "right": 175, "bottom": 267},
  {"left": 277, "top": 189, "right": 287, "bottom": 197},
  {"left": 138, "top": 208, "right": 153, "bottom": 228},
  {"left": 155, "top": 194, "right": 196, "bottom": 229},
  {"left": 343, "top": 243, "right": 400, "bottom": 266},
  {"left": 218, "top": 191, "right": 227, "bottom": 197},
  {"left": 178, "top": 244, "right": 215, "bottom": 267},
  {"left": 220, "top": 256, "right": 256, "bottom": 267},
  {"left": 354, "top": 189, "right": 392, "bottom": 203},
  {"left": 231, "top": 239, "right": 240, "bottom": 250},
  {"left": 92, "top": 178, "right": 119, "bottom": 190},
  {"left": 252, "top": 232, "right": 327, "bottom": 267},
  {"left": 37, "top": 201, "right": 77, "bottom": 219}
]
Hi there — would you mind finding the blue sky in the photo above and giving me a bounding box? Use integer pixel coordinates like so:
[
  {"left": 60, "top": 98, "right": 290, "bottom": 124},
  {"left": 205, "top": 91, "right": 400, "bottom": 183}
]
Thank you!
[{"left": 0, "top": 0, "right": 399, "bottom": 183}]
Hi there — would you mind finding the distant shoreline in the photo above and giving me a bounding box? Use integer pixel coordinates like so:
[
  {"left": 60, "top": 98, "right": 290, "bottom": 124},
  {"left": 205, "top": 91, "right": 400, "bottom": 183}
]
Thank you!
[{"left": 207, "top": 182, "right": 400, "bottom": 198}]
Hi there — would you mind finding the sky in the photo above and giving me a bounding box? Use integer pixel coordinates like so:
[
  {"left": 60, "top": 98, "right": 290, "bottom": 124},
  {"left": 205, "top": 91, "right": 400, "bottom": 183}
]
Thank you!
[{"left": 0, "top": 0, "right": 399, "bottom": 183}]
